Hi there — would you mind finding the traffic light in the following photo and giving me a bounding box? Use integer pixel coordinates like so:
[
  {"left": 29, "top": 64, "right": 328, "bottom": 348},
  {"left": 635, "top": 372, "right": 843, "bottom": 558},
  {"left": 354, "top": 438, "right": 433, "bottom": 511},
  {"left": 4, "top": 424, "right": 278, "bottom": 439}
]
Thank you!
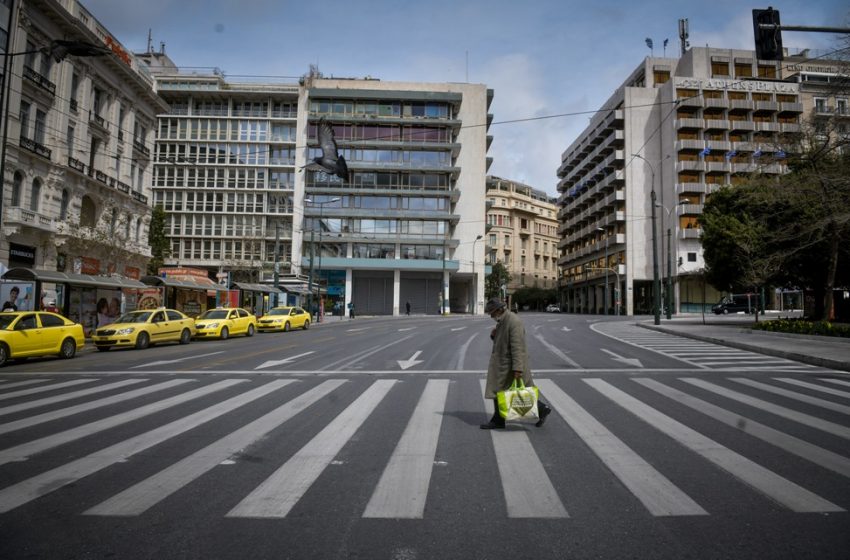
[{"left": 753, "top": 7, "right": 783, "bottom": 61}]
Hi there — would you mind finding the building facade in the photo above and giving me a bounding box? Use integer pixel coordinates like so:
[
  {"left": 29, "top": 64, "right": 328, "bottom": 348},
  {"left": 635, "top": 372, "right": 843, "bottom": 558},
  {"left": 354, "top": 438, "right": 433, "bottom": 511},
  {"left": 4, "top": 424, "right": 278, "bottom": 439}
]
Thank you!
[
  {"left": 556, "top": 47, "right": 803, "bottom": 315},
  {"left": 0, "top": 0, "right": 164, "bottom": 278},
  {"left": 485, "top": 175, "right": 559, "bottom": 294},
  {"left": 142, "top": 61, "right": 492, "bottom": 315}
]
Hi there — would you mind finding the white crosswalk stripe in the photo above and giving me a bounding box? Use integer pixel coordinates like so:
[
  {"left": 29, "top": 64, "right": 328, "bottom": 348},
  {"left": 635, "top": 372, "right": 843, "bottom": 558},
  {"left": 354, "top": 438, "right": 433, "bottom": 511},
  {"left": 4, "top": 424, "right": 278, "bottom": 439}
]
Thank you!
[
  {"left": 0, "top": 378, "right": 94, "bottom": 400},
  {"left": 0, "top": 374, "right": 847, "bottom": 520},
  {"left": 592, "top": 322, "right": 823, "bottom": 371}
]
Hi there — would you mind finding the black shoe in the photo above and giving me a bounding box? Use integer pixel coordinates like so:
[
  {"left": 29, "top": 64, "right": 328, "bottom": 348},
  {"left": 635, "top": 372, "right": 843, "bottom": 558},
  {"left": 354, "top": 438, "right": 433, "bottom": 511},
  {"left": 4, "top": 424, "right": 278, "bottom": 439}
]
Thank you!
[
  {"left": 480, "top": 420, "right": 505, "bottom": 430},
  {"left": 536, "top": 403, "right": 551, "bottom": 427}
]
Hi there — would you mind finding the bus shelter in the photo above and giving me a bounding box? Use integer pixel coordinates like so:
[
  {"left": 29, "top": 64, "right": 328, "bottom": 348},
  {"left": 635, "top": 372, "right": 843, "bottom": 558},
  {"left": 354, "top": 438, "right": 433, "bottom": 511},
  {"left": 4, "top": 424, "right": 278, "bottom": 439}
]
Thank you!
[
  {"left": 1, "top": 267, "right": 146, "bottom": 336},
  {"left": 228, "top": 282, "right": 284, "bottom": 315},
  {"left": 141, "top": 275, "right": 228, "bottom": 318}
]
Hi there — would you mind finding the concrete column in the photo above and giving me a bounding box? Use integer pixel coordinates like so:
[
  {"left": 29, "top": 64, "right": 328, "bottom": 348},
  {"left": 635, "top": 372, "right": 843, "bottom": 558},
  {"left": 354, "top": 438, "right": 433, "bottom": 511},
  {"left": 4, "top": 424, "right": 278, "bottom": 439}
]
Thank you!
[
  {"left": 344, "top": 268, "right": 352, "bottom": 318},
  {"left": 393, "top": 269, "right": 400, "bottom": 316}
]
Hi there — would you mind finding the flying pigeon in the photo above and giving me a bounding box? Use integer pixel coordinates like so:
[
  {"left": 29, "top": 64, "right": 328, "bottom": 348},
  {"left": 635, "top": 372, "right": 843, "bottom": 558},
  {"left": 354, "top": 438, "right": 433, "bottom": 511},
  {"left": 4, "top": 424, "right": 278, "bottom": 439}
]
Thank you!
[{"left": 302, "top": 118, "right": 350, "bottom": 181}]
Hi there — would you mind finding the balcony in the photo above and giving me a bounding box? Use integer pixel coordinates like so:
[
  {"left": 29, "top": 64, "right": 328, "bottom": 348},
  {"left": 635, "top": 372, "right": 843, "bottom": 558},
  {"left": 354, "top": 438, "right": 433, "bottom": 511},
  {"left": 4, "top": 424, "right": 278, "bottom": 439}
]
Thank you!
[
  {"left": 704, "top": 98, "right": 728, "bottom": 109},
  {"left": 69, "top": 98, "right": 79, "bottom": 114},
  {"left": 677, "top": 97, "right": 703, "bottom": 108},
  {"left": 133, "top": 138, "right": 151, "bottom": 158},
  {"left": 19, "top": 136, "right": 51, "bottom": 160},
  {"left": 67, "top": 156, "right": 86, "bottom": 173},
  {"left": 780, "top": 122, "right": 801, "bottom": 133},
  {"left": 779, "top": 102, "right": 803, "bottom": 113},
  {"left": 703, "top": 119, "right": 730, "bottom": 130},
  {"left": 22, "top": 66, "right": 56, "bottom": 99},
  {"left": 89, "top": 111, "right": 109, "bottom": 136},
  {"left": 675, "top": 160, "right": 704, "bottom": 172},
  {"left": 675, "top": 118, "right": 703, "bottom": 129},
  {"left": 675, "top": 139, "right": 705, "bottom": 151},
  {"left": 3, "top": 206, "right": 56, "bottom": 233},
  {"left": 729, "top": 120, "right": 755, "bottom": 131},
  {"left": 680, "top": 228, "right": 701, "bottom": 239},
  {"left": 729, "top": 100, "right": 754, "bottom": 111},
  {"left": 755, "top": 121, "right": 779, "bottom": 132},
  {"left": 754, "top": 101, "right": 778, "bottom": 112},
  {"left": 677, "top": 204, "right": 704, "bottom": 216},
  {"left": 677, "top": 182, "right": 708, "bottom": 195}
]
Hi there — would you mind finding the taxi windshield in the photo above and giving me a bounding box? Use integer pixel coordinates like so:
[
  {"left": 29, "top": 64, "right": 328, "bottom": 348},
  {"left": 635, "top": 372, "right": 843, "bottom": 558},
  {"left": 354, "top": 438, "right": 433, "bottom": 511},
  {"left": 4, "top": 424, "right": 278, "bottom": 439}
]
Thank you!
[
  {"left": 117, "top": 311, "right": 153, "bottom": 323},
  {"left": 268, "top": 308, "right": 291, "bottom": 316},
  {"left": 199, "top": 309, "right": 229, "bottom": 320}
]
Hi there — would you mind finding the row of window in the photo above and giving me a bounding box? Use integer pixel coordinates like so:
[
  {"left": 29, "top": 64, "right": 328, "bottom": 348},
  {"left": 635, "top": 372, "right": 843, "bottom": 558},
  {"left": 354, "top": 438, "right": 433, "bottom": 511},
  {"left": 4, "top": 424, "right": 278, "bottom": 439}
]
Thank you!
[
  {"left": 165, "top": 100, "right": 297, "bottom": 118},
  {"left": 158, "top": 119, "right": 297, "bottom": 142},
  {"left": 305, "top": 195, "right": 448, "bottom": 211},
  {"left": 307, "top": 123, "right": 453, "bottom": 143},
  {"left": 307, "top": 148, "right": 452, "bottom": 166},
  {"left": 310, "top": 100, "right": 451, "bottom": 119},
  {"left": 304, "top": 218, "right": 448, "bottom": 236},
  {"left": 154, "top": 168, "right": 295, "bottom": 190},
  {"left": 307, "top": 171, "right": 450, "bottom": 190},
  {"left": 155, "top": 143, "right": 293, "bottom": 165},
  {"left": 349, "top": 243, "right": 446, "bottom": 260}
]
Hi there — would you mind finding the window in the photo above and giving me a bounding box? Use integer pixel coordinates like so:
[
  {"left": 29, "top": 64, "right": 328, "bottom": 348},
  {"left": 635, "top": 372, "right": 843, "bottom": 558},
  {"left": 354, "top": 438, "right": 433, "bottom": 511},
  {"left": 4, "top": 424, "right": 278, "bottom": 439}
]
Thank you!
[
  {"left": 67, "top": 125, "right": 75, "bottom": 157},
  {"left": 734, "top": 63, "right": 752, "bottom": 77},
  {"left": 687, "top": 252, "right": 697, "bottom": 262},
  {"left": 34, "top": 109, "right": 46, "bottom": 144},
  {"left": 836, "top": 98, "right": 847, "bottom": 115},
  {"left": 653, "top": 70, "right": 670, "bottom": 85},
  {"left": 11, "top": 171, "right": 22, "bottom": 206},
  {"left": 70, "top": 73, "right": 79, "bottom": 110},
  {"left": 30, "top": 178, "right": 41, "bottom": 212},
  {"left": 710, "top": 61, "right": 729, "bottom": 77},
  {"left": 80, "top": 195, "right": 96, "bottom": 228},
  {"left": 757, "top": 64, "right": 776, "bottom": 79},
  {"left": 814, "top": 98, "right": 827, "bottom": 113},
  {"left": 59, "top": 189, "right": 69, "bottom": 220},
  {"left": 19, "top": 101, "right": 30, "bottom": 138}
]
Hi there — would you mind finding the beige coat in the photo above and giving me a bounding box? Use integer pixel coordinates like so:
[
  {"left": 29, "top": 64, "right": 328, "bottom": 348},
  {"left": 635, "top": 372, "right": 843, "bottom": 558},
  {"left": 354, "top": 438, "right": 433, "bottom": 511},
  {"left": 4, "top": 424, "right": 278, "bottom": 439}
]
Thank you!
[{"left": 484, "top": 310, "right": 533, "bottom": 398}]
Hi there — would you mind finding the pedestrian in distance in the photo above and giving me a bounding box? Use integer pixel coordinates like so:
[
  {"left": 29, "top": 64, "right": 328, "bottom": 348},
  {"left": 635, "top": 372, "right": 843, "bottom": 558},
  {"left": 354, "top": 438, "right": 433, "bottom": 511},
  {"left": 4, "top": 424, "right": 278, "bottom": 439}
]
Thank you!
[
  {"left": 348, "top": 301, "right": 355, "bottom": 319},
  {"left": 481, "top": 297, "right": 551, "bottom": 430},
  {"left": 405, "top": 301, "right": 411, "bottom": 316}
]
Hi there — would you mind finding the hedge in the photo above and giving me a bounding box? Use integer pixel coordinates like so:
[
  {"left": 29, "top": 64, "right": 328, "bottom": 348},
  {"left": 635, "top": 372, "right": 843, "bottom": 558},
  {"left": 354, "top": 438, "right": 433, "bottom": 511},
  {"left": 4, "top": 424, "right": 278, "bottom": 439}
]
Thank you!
[{"left": 752, "top": 318, "right": 850, "bottom": 338}]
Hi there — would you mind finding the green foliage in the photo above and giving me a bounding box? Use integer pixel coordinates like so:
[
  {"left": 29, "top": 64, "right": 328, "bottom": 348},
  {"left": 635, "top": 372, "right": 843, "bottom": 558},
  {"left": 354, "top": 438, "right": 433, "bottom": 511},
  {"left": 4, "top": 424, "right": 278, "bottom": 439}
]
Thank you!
[
  {"left": 511, "top": 286, "right": 558, "bottom": 311},
  {"left": 146, "top": 205, "right": 170, "bottom": 275},
  {"left": 485, "top": 261, "right": 511, "bottom": 300},
  {"left": 753, "top": 318, "right": 850, "bottom": 338}
]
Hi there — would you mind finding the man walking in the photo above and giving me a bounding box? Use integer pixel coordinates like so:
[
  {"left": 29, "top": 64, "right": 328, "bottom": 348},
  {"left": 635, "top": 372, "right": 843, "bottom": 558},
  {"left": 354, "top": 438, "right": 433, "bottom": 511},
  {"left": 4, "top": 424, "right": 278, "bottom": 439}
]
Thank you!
[
  {"left": 405, "top": 301, "right": 411, "bottom": 316},
  {"left": 481, "top": 297, "right": 551, "bottom": 429}
]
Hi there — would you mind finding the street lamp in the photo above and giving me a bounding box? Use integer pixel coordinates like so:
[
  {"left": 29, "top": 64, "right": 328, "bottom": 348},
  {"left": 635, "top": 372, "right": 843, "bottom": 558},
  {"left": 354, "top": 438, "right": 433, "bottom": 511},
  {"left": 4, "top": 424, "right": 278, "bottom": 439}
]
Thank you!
[
  {"left": 472, "top": 234, "right": 482, "bottom": 314},
  {"left": 0, "top": 40, "right": 112, "bottom": 233},
  {"left": 657, "top": 200, "right": 687, "bottom": 319},
  {"left": 304, "top": 196, "right": 340, "bottom": 322},
  {"left": 632, "top": 153, "right": 661, "bottom": 325},
  {"left": 595, "top": 226, "right": 609, "bottom": 315}
]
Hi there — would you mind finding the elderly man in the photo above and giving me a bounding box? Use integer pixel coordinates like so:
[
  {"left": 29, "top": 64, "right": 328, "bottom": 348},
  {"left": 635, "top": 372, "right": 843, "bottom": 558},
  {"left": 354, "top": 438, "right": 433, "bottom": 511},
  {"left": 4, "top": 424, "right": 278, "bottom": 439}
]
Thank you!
[{"left": 481, "top": 297, "right": 551, "bottom": 429}]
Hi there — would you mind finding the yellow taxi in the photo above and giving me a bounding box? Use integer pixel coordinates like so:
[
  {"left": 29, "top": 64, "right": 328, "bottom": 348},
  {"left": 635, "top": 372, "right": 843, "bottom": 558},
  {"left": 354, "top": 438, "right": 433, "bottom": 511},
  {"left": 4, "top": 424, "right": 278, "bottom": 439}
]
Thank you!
[
  {"left": 257, "top": 306, "right": 310, "bottom": 332},
  {"left": 193, "top": 307, "right": 257, "bottom": 339},
  {"left": 0, "top": 311, "right": 85, "bottom": 366},
  {"left": 91, "top": 308, "right": 195, "bottom": 351}
]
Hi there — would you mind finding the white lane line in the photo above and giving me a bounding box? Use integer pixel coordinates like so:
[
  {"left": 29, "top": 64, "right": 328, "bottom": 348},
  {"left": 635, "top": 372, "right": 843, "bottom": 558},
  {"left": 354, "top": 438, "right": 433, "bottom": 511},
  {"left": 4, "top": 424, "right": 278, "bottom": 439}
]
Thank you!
[
  {"left": 536, "top": 379, "right": 705, "bottom": 517},
  {"left": 822, "top": 378, "right": 850, "bottom": 388},
  {"left": 585, "top": 378, "right": 843, "bottom": 513},
  {"left": 0, "top": 379, "right": 94, "bottom": 401},
  {"left": 363, "top": 379, "right": 449, "bottom": 518},
  {"left": 227, "top": 379, "right": 397, "bottom": 518},
  {"left": 452, "top": 333, "right": 479, "bottom": 371},
  {"left": 479, "top": 380, "right": 568, "bottom": 518},
  {"left": 533, "top": 333, "right": 581, "bottom": 368},
  {"left": 682, "top": 378, "right": 850, "bottom": 440},
  {"left": 346, "top": 328, "right": 369, "bottom": 333},
  {"left": 450, "top": 327, "right": 466, "bottom": 331},
  {"left": 775, "top": 378, "right": 850, "bottom": 399},
  {"left": 327, "top": 335, "right": 415, "bottom": 371},
  {"left": 0, "top": 379, "right": 291, "bottom": 514},
  {"left": 0, "top": 379, "right": 194, "bottom": 436},
  {"left": 85, "top": 380, "right": 346, "bottom": 517},
  {"left": 0, "top": 379, "right": 51, "bottom": 390},
  {"left": 635, "top": 378, "right": 850, "bottom": 479},
  {"left": 0, "top": 379, "right": 147, "bottom": 417},
  {"left": 730, "top": 378, "right": 850, "bottom": 416},
  {"left": 398, "top": 327, "right": 417, "bottom": 332},
  {"left": 130, "top": 351, "right": 225, "bottom": 369},
  {"left": 0, "top": 379, "right": 246, "bottom": 465}
]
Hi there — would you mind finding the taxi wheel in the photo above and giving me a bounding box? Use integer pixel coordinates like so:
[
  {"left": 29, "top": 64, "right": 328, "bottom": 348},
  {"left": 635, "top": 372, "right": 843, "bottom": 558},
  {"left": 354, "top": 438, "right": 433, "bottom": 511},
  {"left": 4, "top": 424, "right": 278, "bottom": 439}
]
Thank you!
[
  {"left": 303, "top": 320, "right": 310, "bottom": 330},
  {"left": 221, "top": 327, "right": 229, "bottom": 340},
  {"left": 135, "top": 332, "right": 150, "bottom": 350},
  {"left": 179, "top": 329, "right": 191, "bottom": 344},
  {"left": 0, "top": 343, "right": 8, "bottom": 367},
  {"left": 59, "top": 338, "right": 77, "bottom": 359},
  {"left": 246, "top": 324, "right": 255, "bottom": 337},
  {"left": 283, "top": 321, "right": 290, "bottom": 332}
]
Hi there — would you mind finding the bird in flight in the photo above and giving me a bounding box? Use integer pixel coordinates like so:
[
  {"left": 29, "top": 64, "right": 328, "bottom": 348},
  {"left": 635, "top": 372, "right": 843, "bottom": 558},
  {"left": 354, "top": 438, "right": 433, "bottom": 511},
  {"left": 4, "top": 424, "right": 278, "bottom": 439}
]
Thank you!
[{"left": 301, "top": 117, "right": 350, "bottom": 181}]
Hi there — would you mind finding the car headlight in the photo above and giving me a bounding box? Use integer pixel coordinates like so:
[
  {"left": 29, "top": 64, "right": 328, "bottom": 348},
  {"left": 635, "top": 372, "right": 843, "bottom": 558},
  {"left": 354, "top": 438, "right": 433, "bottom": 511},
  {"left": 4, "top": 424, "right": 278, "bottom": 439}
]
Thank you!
[
  {"left": 116, "top": 327, "right": 135, "bottom": 335},
  {"left": 206, "top": 322, "right": 220, "bottom": 328}
]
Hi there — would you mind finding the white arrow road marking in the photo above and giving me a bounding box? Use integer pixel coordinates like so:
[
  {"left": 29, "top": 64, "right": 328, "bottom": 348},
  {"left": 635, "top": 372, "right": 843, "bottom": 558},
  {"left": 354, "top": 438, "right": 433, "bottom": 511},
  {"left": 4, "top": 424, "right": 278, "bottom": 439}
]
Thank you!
[
  {"left": 398, "top": 327, "right": 416, "bottom": 332},
  {"left": 398, "top": 351, "right": 424, "bottom": 370},
  {"left": 130, "top": 351, "right": 225, "bottom": 369},
  {"left": 562, "top": 326, "right": 572, "bottom": 332},
  {"left": 346, "top": 328, "right": 369, "bottom": 333},
  {"left": 255, "top": 351, "right": 315, "bottom": 370},
  {"left": 450, "top": 327, "right": 466, "bottom": 331},
  {"left": 601, "top": 349, "right": 644, "bottom": 368}
]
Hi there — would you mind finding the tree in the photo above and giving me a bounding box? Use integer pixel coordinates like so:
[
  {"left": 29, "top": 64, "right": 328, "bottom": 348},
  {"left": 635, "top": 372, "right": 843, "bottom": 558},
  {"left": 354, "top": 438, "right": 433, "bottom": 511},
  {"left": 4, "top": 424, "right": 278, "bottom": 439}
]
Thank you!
[
  {"left": 147, "top": 205, "right": 170, "bottom": 275},
  {"left": 485, "top": 261, "right": 511, "bottom": 300}
]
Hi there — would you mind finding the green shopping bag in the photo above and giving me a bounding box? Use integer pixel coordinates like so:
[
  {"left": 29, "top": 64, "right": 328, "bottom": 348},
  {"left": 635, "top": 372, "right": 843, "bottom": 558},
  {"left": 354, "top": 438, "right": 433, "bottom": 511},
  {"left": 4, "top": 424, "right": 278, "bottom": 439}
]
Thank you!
[{"left": 496, "top": 379, "right": 540, "bottom": 422}]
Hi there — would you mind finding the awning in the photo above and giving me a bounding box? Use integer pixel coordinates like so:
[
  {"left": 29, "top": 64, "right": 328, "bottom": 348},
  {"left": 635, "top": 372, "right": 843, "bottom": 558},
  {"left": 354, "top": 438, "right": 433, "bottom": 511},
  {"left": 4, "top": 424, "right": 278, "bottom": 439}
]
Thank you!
[
  {"left": 230, "top": 282, "right": 284, "bottom": 294},
  {"left": 2, "top": 267, "right": 146, "bottom": 289},
  {"left": 279, "top": 282, "right": 324, "bottom": 295},
  {"left": 141, "top": 275, "right": 229, "bottom": 292}
]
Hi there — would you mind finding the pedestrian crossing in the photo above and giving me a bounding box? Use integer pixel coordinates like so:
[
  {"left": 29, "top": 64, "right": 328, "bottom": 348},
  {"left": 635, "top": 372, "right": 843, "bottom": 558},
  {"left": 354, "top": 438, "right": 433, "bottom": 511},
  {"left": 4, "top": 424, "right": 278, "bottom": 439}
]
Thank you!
[
  {"left": 593, "top": 322, "right": 825, "bottom": 371},
  {"left": 0, "top": 373, "right": 848, "bottom": 520}
]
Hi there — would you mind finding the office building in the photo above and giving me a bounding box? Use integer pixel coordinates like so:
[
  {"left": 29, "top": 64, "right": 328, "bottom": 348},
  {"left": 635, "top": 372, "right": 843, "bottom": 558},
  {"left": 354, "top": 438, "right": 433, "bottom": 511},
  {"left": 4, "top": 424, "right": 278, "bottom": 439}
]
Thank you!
[
  {"left": 485, "top": 175, "right": 559, "bottom": 295},
  {"left": 556, "top": 47, "right": 802, "bottom": 315}
]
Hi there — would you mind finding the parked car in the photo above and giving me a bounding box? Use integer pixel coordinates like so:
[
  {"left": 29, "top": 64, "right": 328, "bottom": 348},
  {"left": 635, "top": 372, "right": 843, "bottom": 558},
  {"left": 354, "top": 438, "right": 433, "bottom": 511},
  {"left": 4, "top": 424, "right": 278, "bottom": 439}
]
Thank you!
[
  {"left": 91, "top": 308, "right": 195, "bottom": 351},
  {"left": 0, "top": 311, "right": 85, "bottom": 366},
  {"left": 257, "top": 306, "right": 311, "bottom": 332},
  {"left": 194, "top": 307, "right": 257, "bottom": 339},
  {"left": 545, "top": 304, "right": 561, "bottom": 313},
  {"left": 711, "top": 295, "right": 761, "bottom": 315}
]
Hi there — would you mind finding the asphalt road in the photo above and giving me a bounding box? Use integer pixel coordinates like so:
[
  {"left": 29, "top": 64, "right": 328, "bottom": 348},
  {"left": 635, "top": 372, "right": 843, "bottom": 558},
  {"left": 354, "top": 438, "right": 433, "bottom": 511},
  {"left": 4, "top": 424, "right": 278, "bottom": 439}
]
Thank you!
[{"left": 0, "top": 313, "right": 847, "bottom": 559}]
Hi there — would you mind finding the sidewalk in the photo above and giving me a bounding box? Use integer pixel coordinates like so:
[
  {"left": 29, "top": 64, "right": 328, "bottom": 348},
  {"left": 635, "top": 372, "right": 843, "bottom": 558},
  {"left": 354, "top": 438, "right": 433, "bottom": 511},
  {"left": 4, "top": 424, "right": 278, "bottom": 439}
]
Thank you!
[{"left": 640, "top": 314, "right": 850, "bottom": 373}]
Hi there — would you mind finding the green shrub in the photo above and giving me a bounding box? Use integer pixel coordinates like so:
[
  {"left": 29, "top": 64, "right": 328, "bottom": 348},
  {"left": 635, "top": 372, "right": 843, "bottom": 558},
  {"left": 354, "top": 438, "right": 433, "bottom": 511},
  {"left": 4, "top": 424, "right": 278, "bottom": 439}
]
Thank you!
[{"left": 752, "top": 318, "right": 850, "bottom": 338}]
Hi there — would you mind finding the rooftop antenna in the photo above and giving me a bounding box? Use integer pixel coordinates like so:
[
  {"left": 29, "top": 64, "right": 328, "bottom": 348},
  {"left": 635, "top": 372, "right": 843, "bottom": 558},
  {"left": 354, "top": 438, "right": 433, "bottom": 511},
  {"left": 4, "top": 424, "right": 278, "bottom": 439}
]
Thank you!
[
  {"left": 147, "top": 29, "right": 153, "bottom": 53},
  {"left": 679, "top": 18, "right": 690, "bottom": 55},
  {"left": 465, "top": 50, "right": 469, "bottom": 82}
]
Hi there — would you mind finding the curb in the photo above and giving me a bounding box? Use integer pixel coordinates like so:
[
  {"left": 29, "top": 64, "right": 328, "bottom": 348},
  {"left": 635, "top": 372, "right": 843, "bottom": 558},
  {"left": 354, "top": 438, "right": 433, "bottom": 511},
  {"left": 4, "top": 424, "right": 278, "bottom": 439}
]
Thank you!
[{"left": 639, "top": 323, "right": 850, "bottom": 373}]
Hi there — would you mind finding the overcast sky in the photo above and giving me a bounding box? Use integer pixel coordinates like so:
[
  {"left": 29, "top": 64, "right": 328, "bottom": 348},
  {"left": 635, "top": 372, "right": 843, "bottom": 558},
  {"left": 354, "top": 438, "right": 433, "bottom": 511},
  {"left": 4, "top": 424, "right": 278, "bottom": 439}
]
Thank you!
[{"left": 83, "top": 0, "right": 848, "bottom": 195}]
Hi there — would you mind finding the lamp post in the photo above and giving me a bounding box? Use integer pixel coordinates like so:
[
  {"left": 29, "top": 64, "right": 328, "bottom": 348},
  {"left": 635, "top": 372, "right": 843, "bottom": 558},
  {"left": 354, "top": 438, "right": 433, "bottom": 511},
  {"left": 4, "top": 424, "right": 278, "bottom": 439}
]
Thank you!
[
  {"left": 595, "top": 227, "right": 609, "bottom": 315},
  {"left": 305, "top": 197, "right": 340, "bottom": 322},
  {"left": 658, "top": 200, "right": 687, "bottom": 319},
  {"left": 632, "top": 153, "right": 661, "bottom": 325},
  {"left": 0, "top": 39, "right": 111, "bottom": 234},
  {"left": 472, "top": 234, "right": 482, "bottom": 314},
  {"left": 272, "top": 222, "right": 281, "bottom": 307}
]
